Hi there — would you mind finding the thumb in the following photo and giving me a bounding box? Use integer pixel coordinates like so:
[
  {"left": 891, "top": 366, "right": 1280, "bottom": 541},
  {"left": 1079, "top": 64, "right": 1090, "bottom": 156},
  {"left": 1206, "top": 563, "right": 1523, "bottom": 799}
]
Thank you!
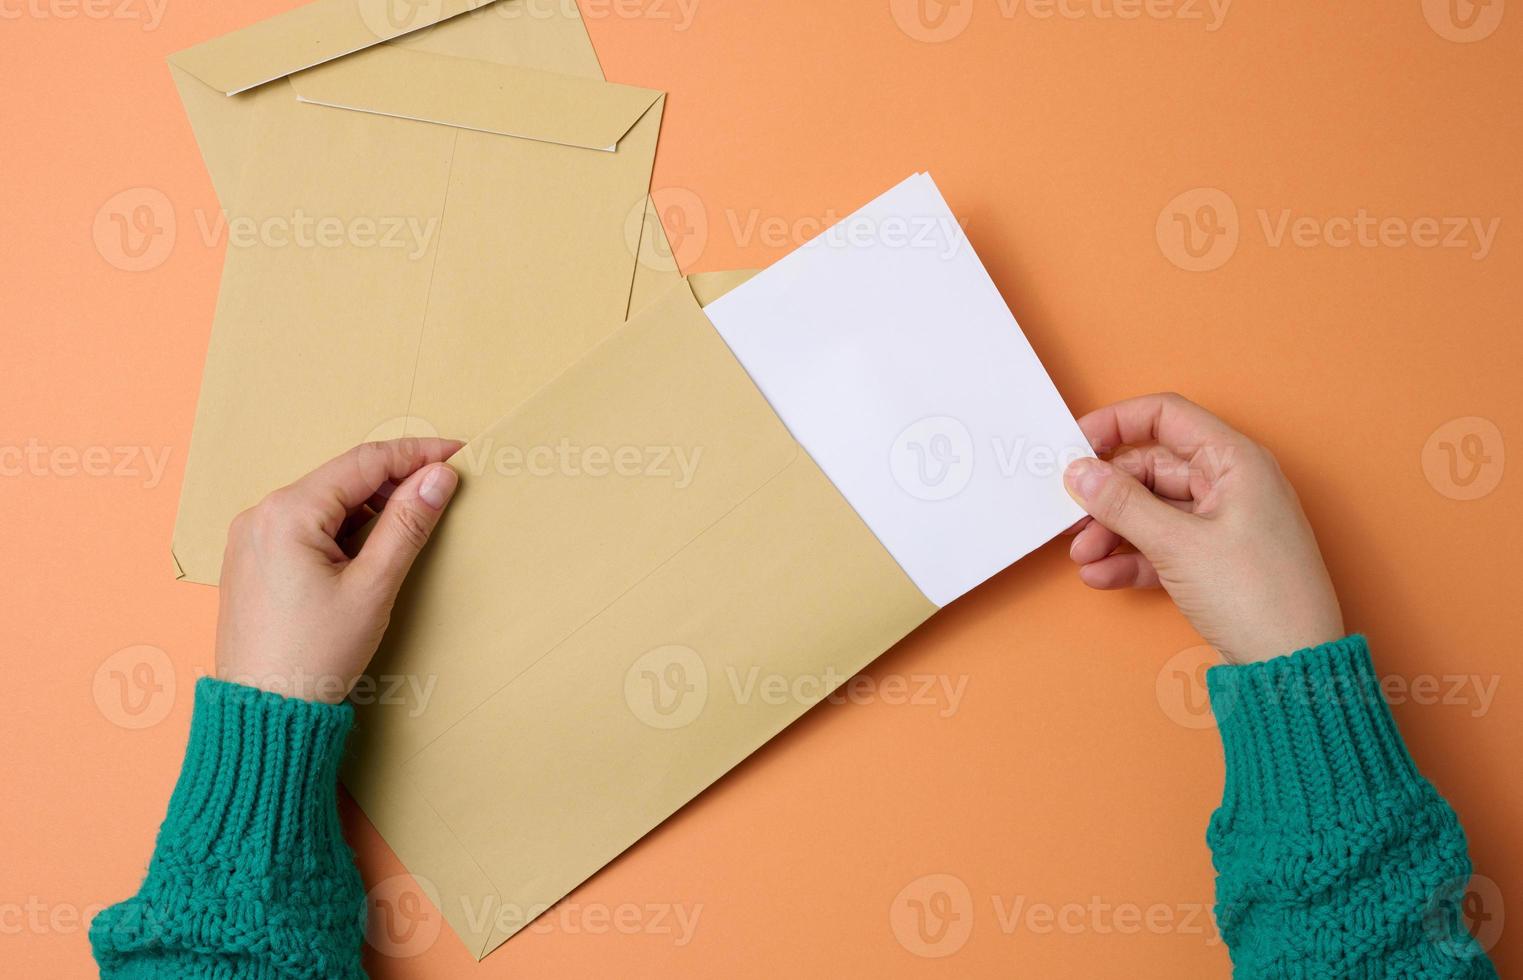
[
  {"left": 1063, "top": 457, "right": 1185, "bottom": 556},
  {"left": 350, "top": 462, "right": 459, "bottom": 594}
]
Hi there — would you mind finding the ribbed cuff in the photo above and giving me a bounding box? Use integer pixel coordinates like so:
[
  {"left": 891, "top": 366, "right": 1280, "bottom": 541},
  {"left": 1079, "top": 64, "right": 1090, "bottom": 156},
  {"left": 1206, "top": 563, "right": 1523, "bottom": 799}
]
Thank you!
[
  {"left": 1207, "top": 635, "right": 1428, "bottom": 831},
  {"left": 153, "top": 677, "right": 354, "bottom": 877}
]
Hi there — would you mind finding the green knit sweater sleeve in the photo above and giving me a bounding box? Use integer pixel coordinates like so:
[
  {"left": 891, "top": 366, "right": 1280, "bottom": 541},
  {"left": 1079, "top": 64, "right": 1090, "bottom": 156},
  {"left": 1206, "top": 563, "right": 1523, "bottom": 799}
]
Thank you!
[
  {"left": 1206, "top": 635, "right": 1496, "bottom": 977},
  {"left": 90, "top": 677, "right": 367, "bottom": 979}
]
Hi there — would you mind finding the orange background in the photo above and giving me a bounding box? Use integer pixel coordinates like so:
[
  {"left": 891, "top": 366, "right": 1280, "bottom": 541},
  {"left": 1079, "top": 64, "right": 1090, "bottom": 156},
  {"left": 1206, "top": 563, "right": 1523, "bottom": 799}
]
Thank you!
[{"left": 3, "top": 0, "right": 1519, "bottom": 975}]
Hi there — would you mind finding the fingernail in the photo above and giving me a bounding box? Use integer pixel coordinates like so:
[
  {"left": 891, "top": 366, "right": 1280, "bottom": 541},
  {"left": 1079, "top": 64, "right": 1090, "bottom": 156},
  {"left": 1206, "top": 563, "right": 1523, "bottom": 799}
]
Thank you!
[
  {"left": 418, "top": 464, "right": 458, "bottom": 510},
  {"left": 1064, "top": 457, "right": 1109, "bottom": 502}
]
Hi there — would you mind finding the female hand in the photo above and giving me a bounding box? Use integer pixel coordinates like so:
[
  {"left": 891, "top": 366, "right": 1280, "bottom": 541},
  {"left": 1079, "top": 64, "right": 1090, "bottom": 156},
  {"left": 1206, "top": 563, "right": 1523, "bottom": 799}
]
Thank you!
[
  {"left": 215, "top": 438, "right": 463, "bottom": 702},
  {"left": 1061, "top": 393, "right": 1343, "bottom": 665}
]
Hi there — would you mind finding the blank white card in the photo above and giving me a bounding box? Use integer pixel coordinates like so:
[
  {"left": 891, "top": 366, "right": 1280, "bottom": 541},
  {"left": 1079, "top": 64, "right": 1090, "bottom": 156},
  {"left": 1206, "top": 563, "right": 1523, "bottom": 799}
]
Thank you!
[{"left": 703, "top": 172, "right": 1093, "bottom": 606}]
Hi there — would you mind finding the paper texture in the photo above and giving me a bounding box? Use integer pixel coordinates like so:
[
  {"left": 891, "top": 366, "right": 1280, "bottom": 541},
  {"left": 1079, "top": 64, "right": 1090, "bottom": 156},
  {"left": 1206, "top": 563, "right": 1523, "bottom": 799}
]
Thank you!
[
  {"left": 704, "top": 173, "right": 1092, "bottom": 605},
  {"left": 168, "top": 0, "right": 666, "bottom": 584},
  {"left": 345, "top": 279, "right": 937, "bottom": 958}
]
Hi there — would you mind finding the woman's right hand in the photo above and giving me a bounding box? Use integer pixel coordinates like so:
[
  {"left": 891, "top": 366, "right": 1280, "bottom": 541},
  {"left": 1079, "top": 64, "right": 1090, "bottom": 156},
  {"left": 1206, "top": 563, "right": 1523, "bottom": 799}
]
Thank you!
[{"left": 1061, "top": 393, "right": 1345, "bottom": 666}]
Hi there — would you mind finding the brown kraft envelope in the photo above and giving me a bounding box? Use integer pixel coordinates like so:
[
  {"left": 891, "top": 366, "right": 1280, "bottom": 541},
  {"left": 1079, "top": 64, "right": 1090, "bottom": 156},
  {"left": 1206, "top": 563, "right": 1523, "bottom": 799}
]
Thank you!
[
  {"left": 344, "top": 276, "right": 940, "bottom": 958},
  {"left": 167, "top": 0, "right": 672, "bottom": 583}
]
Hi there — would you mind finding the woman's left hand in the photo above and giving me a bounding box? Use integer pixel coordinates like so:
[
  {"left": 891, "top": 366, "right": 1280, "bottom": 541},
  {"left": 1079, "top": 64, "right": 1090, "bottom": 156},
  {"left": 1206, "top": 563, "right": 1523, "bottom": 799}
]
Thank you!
[{"left": 214, "top": 438, "right": 463, "bottom": 703}]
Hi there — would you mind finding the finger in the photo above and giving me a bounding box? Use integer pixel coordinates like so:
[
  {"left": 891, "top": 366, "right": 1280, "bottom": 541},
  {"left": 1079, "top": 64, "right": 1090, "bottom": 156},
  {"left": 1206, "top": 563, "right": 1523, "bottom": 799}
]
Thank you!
[
  {"left": 1069, "top": 520, "right": 1122, "bottom": 564},
  {"left": 348, "top": 462, "right": 459, "bottom": 594},
  {"left": 1061, "top": 515, "right": 1092, "bottom": 536},
  {"left": 1110, "top": 444, "right": 1195, "bottom": 501},
  {"left": 1076, "top": 393, "right": 1241, "bottom": 470},
  {"left": 289, "top": 438, "right": 463, "bottom": 536},
  {"left": 1077, "top": 553, "right": 1161, "bottom": 590},
  {"left": 1063, "top": 457, "right": 1192, "bottom": 555},
  {"left": 335, "top": 503, "right": 383, "bottom": 553}
]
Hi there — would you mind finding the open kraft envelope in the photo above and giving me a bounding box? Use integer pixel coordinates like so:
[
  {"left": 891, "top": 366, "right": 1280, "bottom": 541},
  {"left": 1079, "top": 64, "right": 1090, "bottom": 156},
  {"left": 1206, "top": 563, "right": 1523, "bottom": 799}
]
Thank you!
[
  {"left": 346, "top": 174, "right": 1095, "bottom": 959},
  {"left": 168, "top": 0, "right": 677, "bottom": 584}
]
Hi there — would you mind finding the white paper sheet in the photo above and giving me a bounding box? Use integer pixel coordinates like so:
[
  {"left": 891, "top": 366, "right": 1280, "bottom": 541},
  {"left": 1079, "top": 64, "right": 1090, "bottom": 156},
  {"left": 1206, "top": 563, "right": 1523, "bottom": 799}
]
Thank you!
[{"left": 703, "top": 173, "right": 1093, "bottom": 606}]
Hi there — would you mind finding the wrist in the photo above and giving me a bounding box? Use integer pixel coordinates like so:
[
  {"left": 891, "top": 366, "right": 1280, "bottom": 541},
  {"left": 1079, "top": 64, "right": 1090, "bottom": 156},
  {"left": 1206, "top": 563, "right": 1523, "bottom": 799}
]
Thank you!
[{"left": 216, "top": 663, "right": 359, "bottom": 705}]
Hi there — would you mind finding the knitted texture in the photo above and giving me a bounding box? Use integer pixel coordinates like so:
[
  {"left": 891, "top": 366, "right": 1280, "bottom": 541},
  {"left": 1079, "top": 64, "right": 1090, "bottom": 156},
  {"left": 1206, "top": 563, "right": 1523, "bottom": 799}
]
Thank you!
[
  {"left": 1206, "top": 636, "right": 1496, "bottom": 978},
  {"left": 90, "top": 678, "right": 367, "bottom": 979}
]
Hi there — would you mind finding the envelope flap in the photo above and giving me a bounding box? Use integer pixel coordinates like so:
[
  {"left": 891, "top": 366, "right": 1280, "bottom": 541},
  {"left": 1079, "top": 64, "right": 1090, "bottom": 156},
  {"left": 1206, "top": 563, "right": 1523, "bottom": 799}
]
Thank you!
[
  {"left": 286, "top": 46, "right": 663, "bottom": 150},
  {"left": 168, "top": 0, "right": 490, "bottom": 96}
]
